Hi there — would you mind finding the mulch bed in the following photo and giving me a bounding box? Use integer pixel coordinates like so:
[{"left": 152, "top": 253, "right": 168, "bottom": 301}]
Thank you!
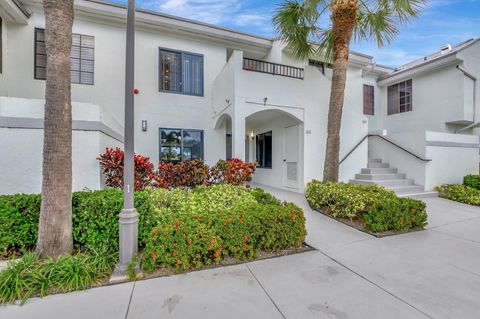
[
  {"left": 128, "top": 244, "right": 314, "bottom": 283},
  {"left": 309, "top": 204, "right": 424, "bottom": 238}
]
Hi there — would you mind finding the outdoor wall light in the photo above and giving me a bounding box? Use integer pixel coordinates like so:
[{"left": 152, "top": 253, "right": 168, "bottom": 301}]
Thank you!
[
  {"left": 141, "top": 120, "right": 147, "bottom": 132},
  {"left": 250, "top": 131, "right": 255, "bottom": 140}
]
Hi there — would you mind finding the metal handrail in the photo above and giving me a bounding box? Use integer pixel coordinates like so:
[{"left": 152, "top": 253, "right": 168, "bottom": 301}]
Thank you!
[
  {"left": 369, "top": 134, "right": 431, "bottom": 162},
  {"left": 339, "top": 135, "right": 368, "bottom": 164},
  {"left": 242, "top": 57, "right": 304, "bottom": 80},
  {"left": 339, "top": 134, "right": 432, "bottom": 164}
]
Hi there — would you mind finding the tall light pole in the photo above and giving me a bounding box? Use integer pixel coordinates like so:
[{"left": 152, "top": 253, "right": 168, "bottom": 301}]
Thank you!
[{"left": 116, "top": 0, "right": 138, "bottom": 275}]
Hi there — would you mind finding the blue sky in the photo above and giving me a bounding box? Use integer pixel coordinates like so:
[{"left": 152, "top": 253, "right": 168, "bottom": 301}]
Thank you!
[{"left": 110, "top": 0, "right": 480, "bottom": 67}]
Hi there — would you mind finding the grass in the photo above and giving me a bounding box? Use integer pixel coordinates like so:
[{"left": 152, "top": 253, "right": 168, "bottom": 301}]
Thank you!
[{"left": 0, "top": 250, "right": 116, "bottom": 304}]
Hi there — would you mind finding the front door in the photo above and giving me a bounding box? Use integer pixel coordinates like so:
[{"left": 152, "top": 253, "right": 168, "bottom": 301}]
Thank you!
[{"left": 283, "top": 124, "right": 300, "bottom": 189}]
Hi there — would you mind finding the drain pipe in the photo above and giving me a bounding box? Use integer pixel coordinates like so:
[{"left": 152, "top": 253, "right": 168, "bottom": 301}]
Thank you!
[{"left": 456, "top": 65, "right": 477, "bottom": 133}]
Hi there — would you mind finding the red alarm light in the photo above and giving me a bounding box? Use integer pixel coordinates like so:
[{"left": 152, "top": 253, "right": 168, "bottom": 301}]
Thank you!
[{"left": 133, "top": 89, "right": 139, "bottom": 94}]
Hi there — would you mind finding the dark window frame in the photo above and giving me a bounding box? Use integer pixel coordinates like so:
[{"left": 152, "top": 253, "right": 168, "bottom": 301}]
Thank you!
[
  {"left": 158, "top": 47, "right": 204, "bottom": 97},
  {"left": 34, "top": 28, "right": 95, "bottom": 85},
  {"left": 159, "top": 128, "right": 204, "bottom": 163},
  {"left": 363, "top": 84, "right": 375, "bottom": 115},
  {"left": 255, "top": 131, "right": 272, "bottom": 169},
  {"left": 387, "top": 79, "right": 413, "bottom": 115},
  {"left": 308, "top": 59, "right": 325, "bottom": 74}
]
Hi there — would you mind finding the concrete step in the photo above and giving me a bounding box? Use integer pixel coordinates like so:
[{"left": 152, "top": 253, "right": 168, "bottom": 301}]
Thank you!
[
  {"left": 388, "top": 185, "right": 425, "bottom": 195},
  {"left": 350, "top": 178, "right": 415, "bottom": 187},
  {"left": 398, "top": 191, "right": 438, "bottom": 199},
  {"left": 367, "top": 162, "right": 390, "bottom": 168},
  {"left": 355, "top": 173, "right": 406, "bottom": 180},
  {"left": 361, "top": 167, "right": 398, "bottom": 174},
  {"left": 369, "top": 158, "right": 382, "bottom": 163}
]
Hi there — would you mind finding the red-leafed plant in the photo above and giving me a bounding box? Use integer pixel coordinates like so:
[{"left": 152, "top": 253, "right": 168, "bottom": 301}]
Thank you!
[
  {"left": 156, "top": 160, "right": 209, "bottom": 188},
  {"left": 208, "top": 158, "right": 257, "bottom": 185},
  {"left": 97, "top": 147, "right": 155, "bottom": 190}
]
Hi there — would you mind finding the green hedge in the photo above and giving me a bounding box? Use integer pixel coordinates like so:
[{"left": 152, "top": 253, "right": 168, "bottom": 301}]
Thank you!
[
  {"left": 436, "top": 184, "right": 480, "bottom": 206},
  {"left": 142, "top": 185, "right": 306, "bottom": 272},
  {"left": 0, "top": 189, "right": 157, "bottom": 256},
  {"left": 306, "top": 181, "right": 427, "bottom": 233},
  {"left": 0, "top": 186, "right": 306, "bottom": 269},
  {"left": 463, "top": 175, "right": 480, "bottom": 190}
]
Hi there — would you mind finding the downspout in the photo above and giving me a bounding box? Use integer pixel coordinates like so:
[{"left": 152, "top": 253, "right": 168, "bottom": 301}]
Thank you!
[{"left": 456, "top": 65, "right": 477, "bottom": 133}]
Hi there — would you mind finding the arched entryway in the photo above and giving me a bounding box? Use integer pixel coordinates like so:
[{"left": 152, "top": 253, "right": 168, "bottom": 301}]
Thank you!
[{"left": 245, "top": 109, "right": 304, "bottom": 190}]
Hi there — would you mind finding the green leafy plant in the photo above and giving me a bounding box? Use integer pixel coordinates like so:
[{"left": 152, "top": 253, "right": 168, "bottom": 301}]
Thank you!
[
  {"left": 463, "top": 175, "right": 480, "bottom": 190},
  {"left": 142, "top": 185, "right": 306, "bottom": 272},
  {"left": 306, "top": 180, "right": 427, "bottom": 232},
  {"left": 250, "top": 188, "right": 281, "bottom": 205},
  {"left": 436, "top": 184, "right": 480, "bottom": 206},
  {"left": 0, "top": 251, "right": 116, "bottom": 304},
  {"left": 0, "top": 189, "right": 156, "bottom": 256},
  {"left": 127, "top": 256, "right": 138, "bottom": 281}
]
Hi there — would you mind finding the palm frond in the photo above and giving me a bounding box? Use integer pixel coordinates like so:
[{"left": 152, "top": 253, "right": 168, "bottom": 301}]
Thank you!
[
  {"left": 354, "top": 0, "right": 426, "bottom": 47},
  {"left": 273, "top": 0, "right": 329, "bottom": 60}
]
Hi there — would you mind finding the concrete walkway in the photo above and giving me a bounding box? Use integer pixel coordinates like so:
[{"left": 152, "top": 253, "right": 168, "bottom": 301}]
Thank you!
[{"left": 1, "top": 186, "right": 480, "bottom": 319}]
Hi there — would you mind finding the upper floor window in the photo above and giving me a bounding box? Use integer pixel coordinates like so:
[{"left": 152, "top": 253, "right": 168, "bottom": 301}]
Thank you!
[
  {"left": 387, "top": 79, "right": 412, "bottom": 115},
  {"left": 363, "top": 84, "right": 374, "bottom": 115},
  {"left": 160, "top": 128, "right": 204, "bottom": 163},
  {"left": 34, "top": 28, "right": 95, "bottom": 85},
  {"left": 159, "top": 48, "right": 203, "bottom": 96},
  {"left": 308, "top": 59, "right": 325, "bottom": 74}
]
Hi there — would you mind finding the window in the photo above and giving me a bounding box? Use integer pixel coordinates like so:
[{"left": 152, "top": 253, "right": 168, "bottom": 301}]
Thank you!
[
  {"left": 34, "top": 28, "right": 95, "bottom": 85},
  {"left": 256, "top": 131, "right": 272, "bottom": 169},
  {"left": 387, "top": 79, "right": 412, "bottom": 115},
  {"left": 160, "top": 128, "right": 203, "bottom": 163},
  {"left": 363, "top": 84, "right": 374, "bottom": 115},
  {"left": 308, "top": 59, "right": 325, "bottom": 74},
  {"left": 159, "top": 48, "right": 203, "bottom": 96}
]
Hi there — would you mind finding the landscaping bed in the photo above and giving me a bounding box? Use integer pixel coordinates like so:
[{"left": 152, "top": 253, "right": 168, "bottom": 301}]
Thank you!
[
  {"left": 436, "top": 181, "right": 480, "bottom": 206},
  {"left": 0, "top": 185, "right": 307, "bottom": 303},
  {"left": 306, "top": 181, "right": 428, "bottom": 237}
]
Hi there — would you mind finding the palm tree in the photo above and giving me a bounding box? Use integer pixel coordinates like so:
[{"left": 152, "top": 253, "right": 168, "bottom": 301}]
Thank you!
[
  {"left": 274, "top": 0, "right": 424, "bottom": 182},
  {"left": 36, "top": 0, "right": 75, "bottom": 257}
]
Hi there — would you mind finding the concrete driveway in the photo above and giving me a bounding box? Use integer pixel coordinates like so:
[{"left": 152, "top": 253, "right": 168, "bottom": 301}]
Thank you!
[{"left": 1, "top": 186, "right": 479, "bottom": 319}]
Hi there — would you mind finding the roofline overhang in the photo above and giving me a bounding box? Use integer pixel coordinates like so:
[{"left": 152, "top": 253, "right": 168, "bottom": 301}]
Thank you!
[
  {"left": 23, "top": 0, "right": 273, "bottom": 55},
  {"left": 0, "top": 0, "right": 30, "bottom": 23},
  {"left": 378, "top": 53, "right": 462, "bottom": 85}
]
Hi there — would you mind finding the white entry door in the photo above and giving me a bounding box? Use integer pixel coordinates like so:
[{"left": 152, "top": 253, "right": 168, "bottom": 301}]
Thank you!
[{"left": 283, "top": 124, "right": 300, "bottom": 189}]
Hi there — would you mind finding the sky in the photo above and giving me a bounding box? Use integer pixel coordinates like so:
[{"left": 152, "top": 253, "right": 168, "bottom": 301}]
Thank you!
[{"left": 109, "top": 0, "right": 480, "bottom": 67}]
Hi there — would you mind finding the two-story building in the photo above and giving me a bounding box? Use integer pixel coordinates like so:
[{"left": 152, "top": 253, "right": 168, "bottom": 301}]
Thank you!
[{"left": 0, "top": 0, "right": 478, "bottom": 197}]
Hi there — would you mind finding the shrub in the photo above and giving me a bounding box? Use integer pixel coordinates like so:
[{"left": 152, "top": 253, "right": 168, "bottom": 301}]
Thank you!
[
  {"left": 142, "top": 185, "right": 306, "bottom": 272},
  {"left": 0, "top": 251, "right": 116, "bottom": 304},
  {"left": 208, "top": 158, "right": 257, "bottom": 185},
  {"left": 156, "top": 160, "right": 209, "bottom": 188},
  {"left": 97, "top": 147, "right": 155, "bottom": 190},
  {"left": 463, "top": 175, "right": 480, "bottom": 190},
  {"left": 435, "top": 184, "right": 480, "bottom": 206},
  {"left": 250, "top": 188, "right": 281, "bottom": 205},
  {"left": 306, "top": 180, "right": 427, "bottom": 232},
  {"left": 0, "top": 189, "right": 157, "bottom": 255},
  {"left": 0, "top": 194, "right": 41, "bottom": 257}
]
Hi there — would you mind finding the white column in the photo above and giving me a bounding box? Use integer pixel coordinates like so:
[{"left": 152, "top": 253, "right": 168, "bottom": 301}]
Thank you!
[{"left": 232, "top": 114, "right": 246, "bottom": 160}]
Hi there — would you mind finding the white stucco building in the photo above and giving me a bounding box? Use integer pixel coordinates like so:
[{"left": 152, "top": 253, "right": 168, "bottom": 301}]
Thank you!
[{"left": 0, "top": 0, "right": 479, "bottom": 196}]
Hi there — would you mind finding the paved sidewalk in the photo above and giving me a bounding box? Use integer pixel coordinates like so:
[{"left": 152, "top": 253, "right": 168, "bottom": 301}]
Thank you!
[{"left": 1, "top": 186, "right": 480, "bottom": 319}]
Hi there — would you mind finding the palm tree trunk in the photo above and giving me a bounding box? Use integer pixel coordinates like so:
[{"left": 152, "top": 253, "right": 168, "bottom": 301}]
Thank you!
[
  {"left": 36, "top": 0, "right": 74, "bottom": 258},
  {"left": 323, "top": 0, "right": 358, "bottom": 182}
]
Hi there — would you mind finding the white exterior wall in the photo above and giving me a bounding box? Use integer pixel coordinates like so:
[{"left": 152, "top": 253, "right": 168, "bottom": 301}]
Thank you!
[
  {"left": 369, "top": 130, "right": 479, "bottom": 190},
  {"left": 0, "top": 97, "right": 123, "bottom": 194},
  {"left": 0, "top": 18, "right": 7, "bottom": 96}
]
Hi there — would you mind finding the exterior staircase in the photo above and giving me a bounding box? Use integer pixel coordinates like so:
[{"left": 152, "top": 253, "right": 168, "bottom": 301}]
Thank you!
[{"left": 350, "top": 158, "right": 438, "bottom": 199}]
